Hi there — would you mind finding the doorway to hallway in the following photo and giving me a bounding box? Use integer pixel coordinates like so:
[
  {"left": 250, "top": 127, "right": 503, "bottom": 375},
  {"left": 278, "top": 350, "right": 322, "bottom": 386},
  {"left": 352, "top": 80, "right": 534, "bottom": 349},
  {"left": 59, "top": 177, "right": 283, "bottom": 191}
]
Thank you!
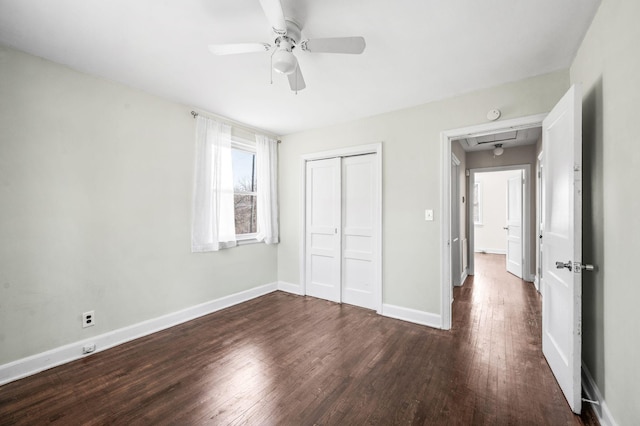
[{"left": 471, "top": 168, "right": 528, "bottom": 280}]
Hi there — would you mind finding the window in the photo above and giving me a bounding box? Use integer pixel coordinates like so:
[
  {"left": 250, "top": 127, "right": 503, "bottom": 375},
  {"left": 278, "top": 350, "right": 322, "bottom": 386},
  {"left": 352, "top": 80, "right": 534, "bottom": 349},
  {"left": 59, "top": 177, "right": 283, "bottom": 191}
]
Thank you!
[
  {"left": 473, "top": 181, "right": 483, "bottom": 225},
  {"left": 231, "top": 140, "right": 257, "bottom": 239},
  {"left": 192, "top": 115, "right": 278, "bottom": 252}
]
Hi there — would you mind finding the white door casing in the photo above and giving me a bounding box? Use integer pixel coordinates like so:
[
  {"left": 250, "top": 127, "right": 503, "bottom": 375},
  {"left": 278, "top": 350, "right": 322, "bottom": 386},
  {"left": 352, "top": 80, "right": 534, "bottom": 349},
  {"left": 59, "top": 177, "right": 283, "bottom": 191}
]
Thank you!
[
  {"left": 541, "top": 84, "right": 583, "bottom": 414},
  {"left": 305, "top": 158, "right": 341, "bottom": 303},
  {"left": 506, "top": 172, "right": 523, "bottom": 278},
  {"left": 451, "top": 155, "right": 462, "bottom": 287},
  {"left": 536, "top": 152, "right": 545, "bottom": 295},
  {"left": 441, "top": 114, "right": 546, "bottom": 330},
  {"left": 341, "top": 154, "right": 377, "bottom": 310}
]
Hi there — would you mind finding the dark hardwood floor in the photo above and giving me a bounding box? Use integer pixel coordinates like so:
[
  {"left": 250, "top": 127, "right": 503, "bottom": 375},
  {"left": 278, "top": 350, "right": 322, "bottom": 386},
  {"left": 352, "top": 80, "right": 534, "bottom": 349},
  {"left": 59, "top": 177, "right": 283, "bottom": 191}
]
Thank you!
[{"left": 0, "top": 253, "right": 598, "bottom": 425}]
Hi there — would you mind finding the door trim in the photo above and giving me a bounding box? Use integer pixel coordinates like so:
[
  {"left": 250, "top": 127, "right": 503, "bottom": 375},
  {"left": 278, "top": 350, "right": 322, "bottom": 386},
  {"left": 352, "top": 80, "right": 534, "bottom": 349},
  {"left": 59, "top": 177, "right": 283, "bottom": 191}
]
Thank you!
[
  {"left": 440, "top": 114, "right": 546, "bottom": 330},
  {"left": 299, "top": 143, "right": 383, "bottom": 313},
  {"left": 536, "top": 151, "right": 544, "bottom": 294},
  {"left": 451, "top": 153, "right": 461, "bottom": 289}
]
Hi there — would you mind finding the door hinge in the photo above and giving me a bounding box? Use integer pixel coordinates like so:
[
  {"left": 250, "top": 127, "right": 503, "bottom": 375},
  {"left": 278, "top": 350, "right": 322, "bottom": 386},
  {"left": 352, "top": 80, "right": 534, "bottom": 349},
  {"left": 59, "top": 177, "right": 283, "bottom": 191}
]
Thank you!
[{"left": 577, "top": 317, "right": 582, "bottom": 336}]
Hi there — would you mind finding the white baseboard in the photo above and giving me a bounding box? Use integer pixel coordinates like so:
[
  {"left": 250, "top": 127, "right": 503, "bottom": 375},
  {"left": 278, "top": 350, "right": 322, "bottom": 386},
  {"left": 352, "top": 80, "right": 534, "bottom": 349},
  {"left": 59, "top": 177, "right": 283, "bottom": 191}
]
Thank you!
[
  {"left": 474, "top": 248, "right": 506, "bottom": 255},
  {"left": 582, "top": 363, "right": 618, "bottom": 426},
  {"left": 381, "top": 304, "right": 441, "bottom": 329},
  {"left": 277, "top": 281, "right": 304, "bottom": 296},
  {"left": 277, "top": 287, "right": 441, "bottom": 330},
  {"left": 0, "top": 282, "right": 278, "bottom": 386}
]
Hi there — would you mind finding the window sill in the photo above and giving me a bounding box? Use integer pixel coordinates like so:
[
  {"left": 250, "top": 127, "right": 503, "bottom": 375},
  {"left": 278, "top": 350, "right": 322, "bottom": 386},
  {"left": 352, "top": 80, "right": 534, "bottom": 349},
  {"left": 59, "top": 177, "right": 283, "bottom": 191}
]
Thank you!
[{"left": 236, "top": 238, "right": 261, "bottom": 246}]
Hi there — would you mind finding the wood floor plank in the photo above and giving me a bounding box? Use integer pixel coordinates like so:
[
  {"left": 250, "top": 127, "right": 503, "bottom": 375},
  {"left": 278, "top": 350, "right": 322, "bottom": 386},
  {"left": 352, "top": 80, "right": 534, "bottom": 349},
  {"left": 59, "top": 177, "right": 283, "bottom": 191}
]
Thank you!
[{"left": 0, "top": 253, "right": 598, "bottom": 425}]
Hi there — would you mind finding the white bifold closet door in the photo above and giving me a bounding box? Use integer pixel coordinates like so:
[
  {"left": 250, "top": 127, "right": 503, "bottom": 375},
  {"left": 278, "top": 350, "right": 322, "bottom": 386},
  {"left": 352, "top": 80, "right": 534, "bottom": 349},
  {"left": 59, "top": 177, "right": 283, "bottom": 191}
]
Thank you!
[{"left": 305, "top": 154, "right": 377, "bottom": 310}]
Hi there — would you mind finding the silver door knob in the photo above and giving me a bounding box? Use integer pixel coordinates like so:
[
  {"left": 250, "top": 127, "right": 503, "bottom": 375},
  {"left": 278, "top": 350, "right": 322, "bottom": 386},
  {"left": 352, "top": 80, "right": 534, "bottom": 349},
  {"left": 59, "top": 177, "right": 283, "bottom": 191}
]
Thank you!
[{"left": 556, "top": 261, "right": 595, "bottom": 272}]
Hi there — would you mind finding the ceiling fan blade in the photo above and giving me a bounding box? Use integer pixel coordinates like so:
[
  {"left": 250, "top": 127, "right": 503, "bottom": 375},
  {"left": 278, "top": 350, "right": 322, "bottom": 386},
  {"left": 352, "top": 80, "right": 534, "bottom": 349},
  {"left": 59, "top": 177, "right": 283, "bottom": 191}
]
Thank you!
[
  {"left": 259, "top": 0, "right": 287, "bottom": 35},
  {"left": 287, "top": 64, "right": 306, "bottom": 92},
  {"left": 302, "top": 37, "right": 366, "bottom": 54},
  {"left": 208, "top": 43, "right": 270, "bottom": 56}
]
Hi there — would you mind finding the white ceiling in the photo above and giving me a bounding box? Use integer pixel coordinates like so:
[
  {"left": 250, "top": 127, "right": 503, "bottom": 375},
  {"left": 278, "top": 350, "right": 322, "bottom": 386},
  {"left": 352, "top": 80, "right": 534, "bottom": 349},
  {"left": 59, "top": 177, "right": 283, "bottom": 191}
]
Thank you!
[{"left": 0, "top": 0, "right": 600, "bottom": 135}]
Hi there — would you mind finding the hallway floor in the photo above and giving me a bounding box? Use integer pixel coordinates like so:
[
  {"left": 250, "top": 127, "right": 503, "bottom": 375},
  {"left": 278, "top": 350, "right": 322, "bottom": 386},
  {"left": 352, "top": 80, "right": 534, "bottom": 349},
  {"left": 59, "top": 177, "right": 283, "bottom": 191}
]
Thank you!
[{"left": 451, "top": 253, "right": 597, "bottom": 424}]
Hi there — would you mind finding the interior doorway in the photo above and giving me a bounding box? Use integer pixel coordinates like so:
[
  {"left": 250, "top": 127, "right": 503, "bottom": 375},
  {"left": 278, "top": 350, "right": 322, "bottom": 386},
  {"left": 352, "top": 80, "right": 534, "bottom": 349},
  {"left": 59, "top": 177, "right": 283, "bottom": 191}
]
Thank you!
[
  {"left": 442, "top": 86, "right": 584, "bottom": 413},
  {"left": 469, "top": 166, "right": 532, "bottom": 281},
  {"left": 440, "top": 114, "right": 546, "bottom": 330}
]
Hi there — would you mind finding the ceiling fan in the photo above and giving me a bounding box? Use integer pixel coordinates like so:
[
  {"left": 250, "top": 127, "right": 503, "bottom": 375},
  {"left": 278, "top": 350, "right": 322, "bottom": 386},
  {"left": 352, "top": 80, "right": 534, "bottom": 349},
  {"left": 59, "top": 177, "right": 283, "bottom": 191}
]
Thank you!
[{"left": 208, "top": 0, "right": 366, "bottom": 92}]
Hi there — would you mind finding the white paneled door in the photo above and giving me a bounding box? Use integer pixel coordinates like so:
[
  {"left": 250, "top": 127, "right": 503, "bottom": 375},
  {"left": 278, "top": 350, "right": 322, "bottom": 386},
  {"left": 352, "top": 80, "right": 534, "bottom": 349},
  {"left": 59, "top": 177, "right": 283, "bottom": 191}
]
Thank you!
[
  {"left": 542, "top": 84, "right": 583, "bottom": 414},
  {"left": 506, "top": 172, "right": 523, "bottom": 278},
  {"left": 341, "top": 155, "right": 376, "bottom": 309},
  {"left": 305, "top": 158, "right": 341, "bottom": 303},
  {"left": 305, "top": 154, "right": 378, "bottom": 310}
]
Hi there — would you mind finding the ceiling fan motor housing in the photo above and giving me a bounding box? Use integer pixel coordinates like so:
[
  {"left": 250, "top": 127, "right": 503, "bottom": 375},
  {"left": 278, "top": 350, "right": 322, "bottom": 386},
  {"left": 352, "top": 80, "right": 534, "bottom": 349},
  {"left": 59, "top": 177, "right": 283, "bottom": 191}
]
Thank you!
[{"left": 282, "top": 18, "right": 301, "bottom": 43}]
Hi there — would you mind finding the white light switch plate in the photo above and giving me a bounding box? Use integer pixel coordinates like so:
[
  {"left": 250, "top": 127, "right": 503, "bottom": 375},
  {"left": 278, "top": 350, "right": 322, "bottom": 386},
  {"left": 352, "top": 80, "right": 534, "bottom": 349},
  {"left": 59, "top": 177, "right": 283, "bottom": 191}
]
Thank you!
[{"left": 425, "top": 209, "right": 434, "bottom": 221}]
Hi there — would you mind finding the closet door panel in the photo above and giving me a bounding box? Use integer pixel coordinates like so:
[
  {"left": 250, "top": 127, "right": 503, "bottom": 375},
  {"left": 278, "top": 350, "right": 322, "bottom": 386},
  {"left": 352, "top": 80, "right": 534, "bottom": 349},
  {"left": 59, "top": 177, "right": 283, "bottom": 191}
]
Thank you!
[
  {"left": 305, "top": 158, "right": 341, "bottom": 302},
  {"left": 341, "top": 155, "right": 376, "bottom": 309}
]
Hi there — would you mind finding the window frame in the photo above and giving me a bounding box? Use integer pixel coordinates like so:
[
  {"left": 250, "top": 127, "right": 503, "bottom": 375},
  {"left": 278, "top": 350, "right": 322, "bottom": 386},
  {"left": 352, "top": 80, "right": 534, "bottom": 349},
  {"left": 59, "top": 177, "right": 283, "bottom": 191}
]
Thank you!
[{"left": 230, "top": 136, "right": 258, "bottom": 241}]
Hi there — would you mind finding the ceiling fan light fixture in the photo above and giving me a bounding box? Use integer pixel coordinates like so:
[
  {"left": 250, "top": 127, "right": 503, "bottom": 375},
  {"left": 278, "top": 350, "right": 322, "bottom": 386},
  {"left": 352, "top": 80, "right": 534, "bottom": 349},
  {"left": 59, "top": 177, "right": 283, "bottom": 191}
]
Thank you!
[
  {"left": 493, "top": 143, "right": 504, "bottom": 156},
  {"left": 272, "top": 48, "right": 298, "bottom": 75}
]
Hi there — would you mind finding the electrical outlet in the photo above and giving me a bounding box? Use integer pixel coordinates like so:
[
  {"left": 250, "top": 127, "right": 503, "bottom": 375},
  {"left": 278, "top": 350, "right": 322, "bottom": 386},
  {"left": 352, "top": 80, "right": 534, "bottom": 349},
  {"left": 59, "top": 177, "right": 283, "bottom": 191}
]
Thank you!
[
  {"left": 82, "top": 311, "right": 95, "bottom": 328},
  {"left": 82, "top": 343, "right": 96, "bottom": 354}
]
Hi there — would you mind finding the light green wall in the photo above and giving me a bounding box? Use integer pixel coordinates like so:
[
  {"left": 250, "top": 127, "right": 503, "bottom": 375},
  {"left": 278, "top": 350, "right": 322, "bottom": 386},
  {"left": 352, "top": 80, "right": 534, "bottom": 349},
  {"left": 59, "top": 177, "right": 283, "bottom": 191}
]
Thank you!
[
  {"left": 0, "top": 46, "right": 277, "bottom": 364},
  {"left": 570, "top": 0, "right": 640, "bottom": 423},
  {"left": 277, "top": 71, "right": 569, "bottom": 313}
]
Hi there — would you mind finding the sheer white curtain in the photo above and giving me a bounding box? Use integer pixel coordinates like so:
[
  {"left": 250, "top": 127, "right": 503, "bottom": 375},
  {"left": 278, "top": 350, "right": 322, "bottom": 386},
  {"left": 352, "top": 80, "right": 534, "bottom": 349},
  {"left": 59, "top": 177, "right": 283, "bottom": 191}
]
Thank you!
[
  {"left": 191, "top": 116, "right": 237, "bottom": 252},
  {"left": 255, "top": 134, "right": 279, "bottom": 244}
]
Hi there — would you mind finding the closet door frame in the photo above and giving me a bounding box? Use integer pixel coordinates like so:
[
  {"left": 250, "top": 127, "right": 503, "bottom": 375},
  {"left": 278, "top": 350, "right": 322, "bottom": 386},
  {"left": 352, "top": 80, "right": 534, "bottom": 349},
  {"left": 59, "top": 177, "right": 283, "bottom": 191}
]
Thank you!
[{"left": 299, "top": 143, "right": 383, "bottom": 314}]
